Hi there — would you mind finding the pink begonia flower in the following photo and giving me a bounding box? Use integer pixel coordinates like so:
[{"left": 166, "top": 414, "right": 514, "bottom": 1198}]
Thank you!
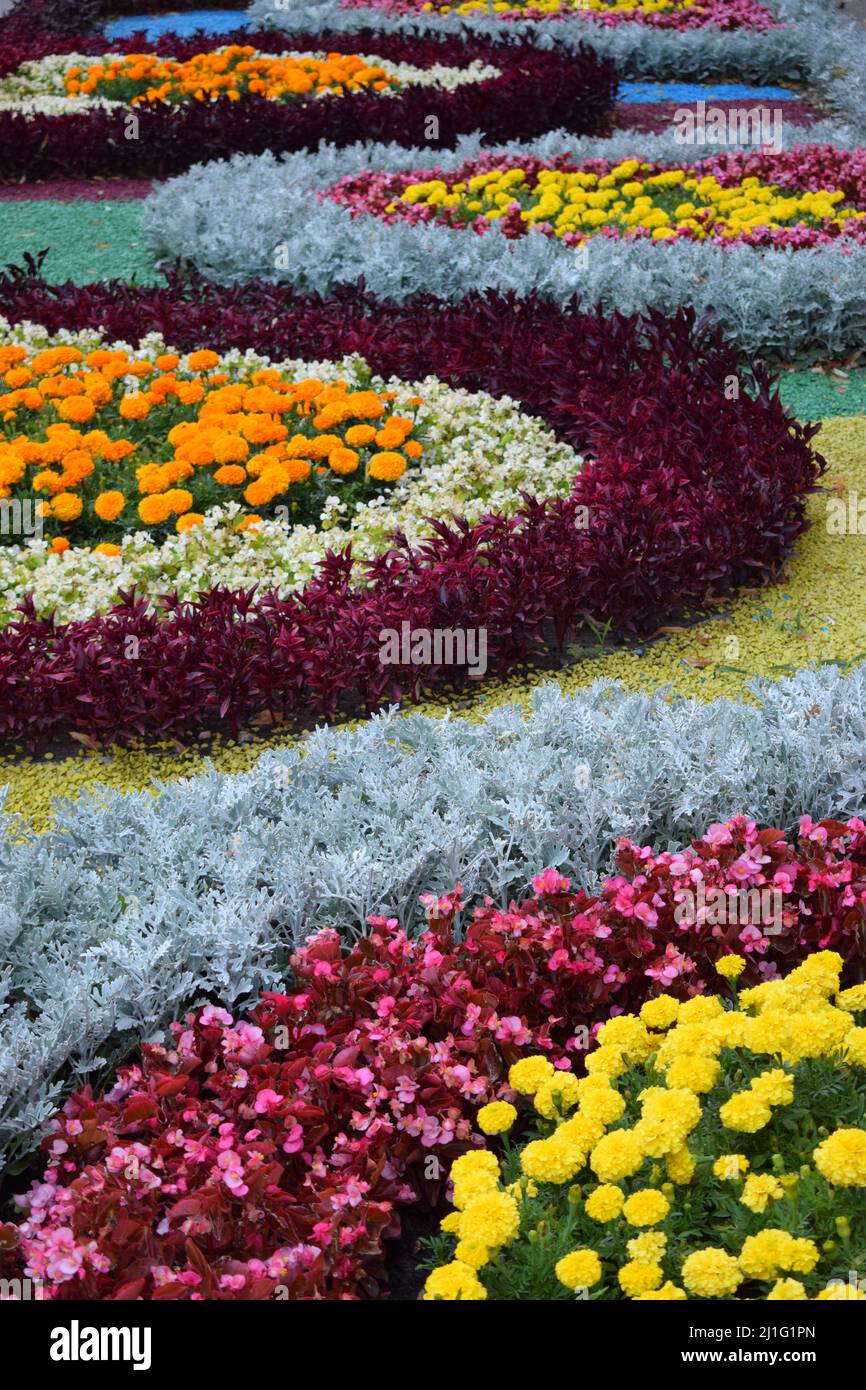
[
  {"left": 633, "top": 901, "right": 658, "bottom": 928},
  {"left": 219, "top": 1274, "right": 247, "bottom": 1291},
  {"left": 281, "top": 1123, "right": 304, "bottom": 1155},
  {"left": 773, "top": 867, "right": 797, "bottom": 893},
  {"left": 704, "top": 822, "right": 734, "bottom": 849},
  {"left": 738, "top": 925, "right": 768, "bottom": 954},
  {"left": 217, "top": 1151, "right": 248, "bottom": 1196},
  {"left": 200, "top": 1005, "right": 233, "bottom": 1028},
  {"left": 532, "top": 868, "right": 572, "bottom": 895},
  {"left": 253, "top": 1088, "right": 284, "bottom": 1115},
  {"left": 45, "top": 1228, "right": 85, "bottom": 1283},
  {"left": 495, "top": 1015, "right": 532, "bottom": 1046},
  {"left": 547, "top": 949, "right": 570, "bottom": 972}
]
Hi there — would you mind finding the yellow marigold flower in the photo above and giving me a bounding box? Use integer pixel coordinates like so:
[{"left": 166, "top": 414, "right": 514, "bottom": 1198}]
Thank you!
[
  {"left": 665, "top": 1054, "right": 720, "bottom": 1094},
  {"left": 618, "top": 1260, "right": 663, "bottom": 1297},
  {"left": 520, "top": 1136, "right": 584, "bottom": 1185},
  {"left": 814, "top": 1128, "right": 866, "bottom": 1187},
  {"left": 534, "top": 1072, "right": 581, "bottom": 1119},
  {"left": 459, "top": 1190, "right": 520, "bottom": 1248},
  {"left": 640, "top": 995, "right": 680, "bottom": 1030},
  {"left": 815, "top": 1280, "right": 866, "bottom": 1300},
  {"left": 578, "top": 1086, "right": 625, "bottom": 1126},
  {"left": 622, "top": 1189, "right": 670, "bottom": 1227},
  {"left": 589, "top": 1129, "right": 644, "bottom": 1184},
  {"left": 93, "top": 489, "right": 125, "bottom": 521},
  {"left": 741, "top": 1173, "right": 785, "bottom": 1214},
  {"left": 841, "top": 1028, "right": 866, "bottom": 1067},
  {"left": 713, "top": 1153, "right": 750, "bottom": 1181},
  {"left": 584, "top": 1045, "right": 627, "bottom": 1078},
  {"left": 440, "top": 1212, "right": 462, "bottom": 1234},
  {"left": 476, "top": 1101, "right": 516, "bottom": 1135},
  {"left": 556, "top": 1113, "right": 605, "bottom": 1151},
  {"left": 681, "top": 1248, "right": 742, "bottom": 1298},
  {"left": 836, "top": 984, "right": 866, "bottom": 1013},
  {"left": 666, "top": 1145, "right": 695, "bottom": 1185},
  {"left": 635, "top": 1281, "right": 687, "bottom": 1301},
  {"left": 716, "top": 955, "right": 746, "bottom": 980},
  {"left": 555, "top": 1249, "right": 602, "bottom": 1290},
  {"left": 423, "top": 1261, "right": 487, "bottom": 1301},
  {"left": 508, "top": 1056, "right": 555, "bottom": 1096},
  {"left": 453, "top": 1239, "right": 490, "bottom": 1270},
  {"left": 584, "top": 1184, "right": 624, "bottom": 1222},
  {"left": 368, "top": 450, "right": 407, "bottom": 482},
  {"left": 596, "top": 1014, "right": 649, "bottom": 1057},
  {"left": 750, "top": 1069, "right": 794, "bottom": 1106},
  {"left": 719, "top": 1091, "right": 772, "bottom": 1134},
  {"left": 677, "top": 995, "right": 724, "bottom": 1025},
  {"left": 739, "top": 1230, "right": 818, "bottom": 1280},
  {"left": 767, "top": 1279, "right": 807, "bottom": 1300},
  {"left": 627, "top": 1231, "right": 667, "bottom": 1263}
]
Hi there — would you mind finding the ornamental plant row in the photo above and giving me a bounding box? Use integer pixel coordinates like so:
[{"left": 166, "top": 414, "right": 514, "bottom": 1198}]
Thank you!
[
  {"left": 140, "top": 132, "right": 866, "bottom": 357},
  {"left": 1, "top": 815, "right": 865, "bottom": 1299},
  {"left": 0, "top": 301, "right": 821, "bottom": 747},
  {"left": 0, "top": 40, "right": 615, "bottom": 179}
]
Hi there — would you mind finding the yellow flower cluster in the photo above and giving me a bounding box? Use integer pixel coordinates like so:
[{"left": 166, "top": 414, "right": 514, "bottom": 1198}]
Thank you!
[
  {"left": 424, "top": 951, "right": 866, "bottom": 1300},
  {"left": 0, "top": 342, "right": 422, "bottom": 547},
  {"left": 65, "top": 47, "right": 400, "bottom": 105},
  {"left": 392, "top": 160, "right": 863, "bottom": 244},
  {"left": 423, "top": 0, "right": 693, "bottom": 16}
]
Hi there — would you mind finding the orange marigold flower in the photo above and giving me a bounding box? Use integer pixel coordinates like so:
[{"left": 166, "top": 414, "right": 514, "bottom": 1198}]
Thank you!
[
  {"left": 93, "top": 542, "right": 121, "bottom": 556},
  {"left": 344, "top": 425, "right": 376, "bottom": 447},
  {"left": 368, "top": 451, "right": 407, "bottom": 483},
  {"left": 138, "top": 494, "right": 171, "bottom": 525},
  {"left": 187, "top": 350, "right": 220, "bottom": 373},
  {"left": 119, "top": 394, "right": 150, "bottom": 420},
  {"left": 52, "top": 491, "right": 84, "bottom": 523},
  {"left": 50, "top": 536, "right": 70, "bottom": 554},
  {"left": 329, "top": 447, "right": 360, "bottom": 475},
  {"left": 403, "top": 440, "right": 423, "bottom": 460},
  {"left": 176, "top": 513, "right": 205, "bottom": 533},
  {"left": 155, "top": 353, "right": 180, "bottom": 372},
  {"left": 94, "top": 490, "right": 126, "bottom": 521},
  {"left": 213, "top": 465, "right": 247, "bottom": 485},
  {"left": 58, "top": 397, "right": 96, "bottom": 423}
]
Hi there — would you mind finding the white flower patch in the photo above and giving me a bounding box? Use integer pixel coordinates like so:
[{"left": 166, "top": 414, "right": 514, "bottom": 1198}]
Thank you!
[
  {"left": 0, "top": 321, "right": 580, "bottom": 623},
  {"left": 0, "top": 48, "right": 499, "bottom": 116}
]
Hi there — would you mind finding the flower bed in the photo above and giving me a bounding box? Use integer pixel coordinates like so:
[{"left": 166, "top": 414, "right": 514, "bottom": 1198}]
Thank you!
[
  {"left": 0, "top": 35, "right": 614, "bottom": 178},
  {"left": 0, "top": 323, "right": 579, "bottom": 618},
  {"left": 330, "top": 149, "right": 866, "bottom": 248},
  {"left": 140, "top": 133, "right": 866, "bottom": 356},
  {"left": 425, "top": 950, "right": 866, "bottom": 1300},
  {"left": 343, "top": 0, "right": 780, "bottom": 31},
  {"left": 1, "top": 817, "right": 865, "bottom": 1297},
  {"left": 0, "top": 293, "right": 820, "bottom": 747}
]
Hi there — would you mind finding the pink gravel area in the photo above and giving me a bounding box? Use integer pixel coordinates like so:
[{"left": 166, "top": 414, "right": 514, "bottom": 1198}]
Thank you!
[
  {"left": 0, "top": 179, "right": 152, "bottom": 201},
  {"left": 613, "top": 98, "right": 819, "bottom": 134}
]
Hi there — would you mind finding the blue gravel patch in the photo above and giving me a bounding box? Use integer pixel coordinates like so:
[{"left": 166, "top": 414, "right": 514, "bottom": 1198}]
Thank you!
[
  {"left": 103, "top": 9, "right": 246, "bottom": 41},
  {"left": 619, "top": 81, "right": 799, "bottom": 104}
]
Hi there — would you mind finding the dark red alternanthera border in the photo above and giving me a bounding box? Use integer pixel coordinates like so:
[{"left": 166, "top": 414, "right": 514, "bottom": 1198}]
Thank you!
[
  {"left": 0, "top": 36, "right": 615, "bottom": 179},
  {"left": 0, "top": 271, "right": 823, "bottom": 749}
]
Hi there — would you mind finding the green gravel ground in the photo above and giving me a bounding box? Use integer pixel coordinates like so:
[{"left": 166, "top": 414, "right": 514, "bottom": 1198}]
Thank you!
[
  {"left": 777, "top": 367, "right": 866, "bottom": 420},
  {"left": 0, "top": 199, "right": 158, "bottom": 285}
]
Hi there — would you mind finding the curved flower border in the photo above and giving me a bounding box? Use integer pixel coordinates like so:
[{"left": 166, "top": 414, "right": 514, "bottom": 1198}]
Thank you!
[
  {"left": 0, "top": 279, "right": 821, "bottom": 747},
  {"left": 140, "top": 130, "right": 866, "bottom": 357},
  {"left": 0, "top": 35, "right": 614, "bottom": 178},
  {"left": 0, "top": 323, "right": 581, "bottom": 623}
]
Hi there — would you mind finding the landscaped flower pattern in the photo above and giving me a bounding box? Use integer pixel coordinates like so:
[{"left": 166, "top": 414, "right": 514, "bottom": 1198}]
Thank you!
[
  {"left": 0, "top": 323, "right": 580, "bottom": 614},
  {"left": 0, "top": 47, "right": 499, "bottom": 116},
  {"left": 424, "top": 950, "right": 866, "bottom": 1300},
  {"left": 330, "top": 150, "right": 866, "bottom": 249},
  {"left": 343, "top": 0, "right": 779, "bottom": 30}
]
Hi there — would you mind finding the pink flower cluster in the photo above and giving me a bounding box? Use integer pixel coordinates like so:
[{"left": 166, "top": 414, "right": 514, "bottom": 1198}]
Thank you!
[{"left": 2, "top": 813, "right": 865, "bottom": 1299}]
